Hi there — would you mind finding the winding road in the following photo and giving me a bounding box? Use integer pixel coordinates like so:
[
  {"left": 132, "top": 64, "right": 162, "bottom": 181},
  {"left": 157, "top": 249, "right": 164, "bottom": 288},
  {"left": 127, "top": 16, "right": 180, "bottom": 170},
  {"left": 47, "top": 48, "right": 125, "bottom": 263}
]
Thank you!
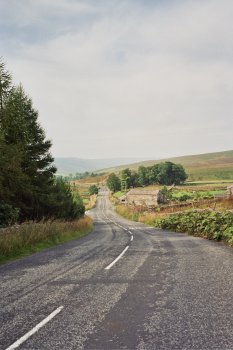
[{"left": 1, "top": 188, "right": 233, "bottom": 349}]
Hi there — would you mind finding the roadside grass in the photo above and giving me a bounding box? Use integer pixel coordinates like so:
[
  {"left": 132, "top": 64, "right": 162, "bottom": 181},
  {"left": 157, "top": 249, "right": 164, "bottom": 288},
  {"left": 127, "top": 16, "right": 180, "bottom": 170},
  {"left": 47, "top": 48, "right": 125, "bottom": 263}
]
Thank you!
[
  {"left": 115, "top": 199, "right": 233, "bottom": 246},
  {"left": 116, "top": 198, "right": 233, "bottom": 221},
  {"left": 0, "top": 216, "right": 93, "bottom": 265},
  {"left": 113, "top": 191, "right": 125, "bottom": 198},
  {"left": 85, "top": 194, "right": 98, "bottom": 210}
]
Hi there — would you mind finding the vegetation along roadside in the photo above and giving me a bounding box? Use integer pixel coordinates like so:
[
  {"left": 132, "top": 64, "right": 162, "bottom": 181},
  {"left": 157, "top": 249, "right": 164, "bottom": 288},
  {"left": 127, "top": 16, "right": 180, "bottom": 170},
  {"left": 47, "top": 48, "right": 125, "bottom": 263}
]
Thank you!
[
  {"left": 115, "top": 204, "right": 233, "bottom": 247},
  {"left": 0, "top": 58, "right": 94, "bottom": 263},
  {"left": 0, "top": 216, "right": 93, "bottom": 265}
]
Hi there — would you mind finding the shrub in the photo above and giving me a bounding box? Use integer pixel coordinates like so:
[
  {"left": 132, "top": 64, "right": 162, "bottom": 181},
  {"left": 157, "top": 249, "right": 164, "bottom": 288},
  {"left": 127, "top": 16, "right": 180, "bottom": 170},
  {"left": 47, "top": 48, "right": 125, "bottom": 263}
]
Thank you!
[
  {"left": 157, "top": 210, "right": 233, "bottom": 244},
  {"left": 0, "top": 202, "right": 19, "bottom": 228}
]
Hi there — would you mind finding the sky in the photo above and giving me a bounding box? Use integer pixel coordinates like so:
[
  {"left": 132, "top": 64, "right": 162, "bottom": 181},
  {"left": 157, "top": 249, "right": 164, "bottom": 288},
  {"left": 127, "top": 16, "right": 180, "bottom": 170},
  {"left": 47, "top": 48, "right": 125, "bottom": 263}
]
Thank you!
[{"left": 0, "top": 0, "right": 233, "bottom": 159}]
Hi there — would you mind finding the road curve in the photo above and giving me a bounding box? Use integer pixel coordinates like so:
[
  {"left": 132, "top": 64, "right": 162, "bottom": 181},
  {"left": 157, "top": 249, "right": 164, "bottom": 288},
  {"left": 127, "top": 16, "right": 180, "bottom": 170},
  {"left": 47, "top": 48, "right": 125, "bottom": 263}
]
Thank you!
[{"left": 0, "top": 188, "right": 233, "bottom": 350}]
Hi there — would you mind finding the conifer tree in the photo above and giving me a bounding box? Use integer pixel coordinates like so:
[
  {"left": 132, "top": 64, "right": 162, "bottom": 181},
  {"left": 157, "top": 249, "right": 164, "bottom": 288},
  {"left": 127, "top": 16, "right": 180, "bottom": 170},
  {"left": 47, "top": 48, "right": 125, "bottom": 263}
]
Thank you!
[
  {"left": 0, "top": 58, "right": 84, "bottom": 223},
  {"left": 0, "top": 59, "right": 24, "bottom": 207},
  {"left": 3, "top": 85, "right": 57, "bottom": 219}
]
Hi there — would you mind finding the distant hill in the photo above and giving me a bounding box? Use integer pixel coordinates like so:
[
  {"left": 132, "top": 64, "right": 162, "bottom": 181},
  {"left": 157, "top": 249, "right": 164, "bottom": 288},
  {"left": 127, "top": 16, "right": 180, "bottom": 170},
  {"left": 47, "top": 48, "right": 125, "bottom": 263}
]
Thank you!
[
  {"left": 54, "top": 157, "right": 150, "bottom": 175},
  {"left": 99, "top": 150, "right": 233, "bottom": 181}
]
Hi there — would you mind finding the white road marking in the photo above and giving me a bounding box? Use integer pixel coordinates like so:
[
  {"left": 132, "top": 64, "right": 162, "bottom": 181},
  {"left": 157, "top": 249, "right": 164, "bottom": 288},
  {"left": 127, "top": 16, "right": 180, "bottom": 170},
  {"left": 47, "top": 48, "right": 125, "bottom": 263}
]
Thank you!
[
  {"left": 130, "top": 235, "right": 134, "bottom": 241},
  {"left": 105, "top": 246, "right": 129, "bottom": 270},
  {"left": 6, "top": 306, "right": 64, "bottom": 350}
]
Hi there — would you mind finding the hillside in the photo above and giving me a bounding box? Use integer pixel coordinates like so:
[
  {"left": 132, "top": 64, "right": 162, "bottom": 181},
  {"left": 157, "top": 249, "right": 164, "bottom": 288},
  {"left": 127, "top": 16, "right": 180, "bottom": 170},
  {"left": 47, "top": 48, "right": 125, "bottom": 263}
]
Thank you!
[
  {"left": 99, "top": 150, "right": 233, "bottom": 181},
  {"left": 54, "top": 157, "right": 149, "bottom": 175}
]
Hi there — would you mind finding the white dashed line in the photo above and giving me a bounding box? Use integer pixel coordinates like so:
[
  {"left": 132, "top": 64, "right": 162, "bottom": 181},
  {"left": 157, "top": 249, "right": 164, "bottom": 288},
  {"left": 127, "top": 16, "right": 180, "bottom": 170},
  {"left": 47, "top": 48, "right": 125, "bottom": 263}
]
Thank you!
[
  {"left": 6, "top": 306, "right": 64, "bottom": 350},
  {"left": 105, "top": 246, "right": 129, "bottom": 270},
  {"left": 130, "top": 235, "right": 134, "bottom": 241}
]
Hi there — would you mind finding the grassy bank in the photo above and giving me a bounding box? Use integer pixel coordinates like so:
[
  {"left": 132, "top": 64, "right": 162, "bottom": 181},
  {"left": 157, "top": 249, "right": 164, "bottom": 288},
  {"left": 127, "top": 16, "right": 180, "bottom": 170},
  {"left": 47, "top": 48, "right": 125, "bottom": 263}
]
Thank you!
[
  {"left": 0, "top": 216, "right": 93, "bottom": 264},
  {"left": 116, "top": 204, "right": 233, "bottom": 246}
]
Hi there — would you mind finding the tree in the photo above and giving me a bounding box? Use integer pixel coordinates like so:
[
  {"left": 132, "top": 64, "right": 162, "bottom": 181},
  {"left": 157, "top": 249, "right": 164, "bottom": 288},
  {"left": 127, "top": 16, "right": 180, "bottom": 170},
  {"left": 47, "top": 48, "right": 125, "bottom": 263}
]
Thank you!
[
  {"left": 107, "top": 173, "right": 121, "bottom": 192},
  {"left": 0, "top": 58, "right": 12, "bottom": 113},
  {"left": 156, "top": 162, "right": 174, "bottom": 185},
  {"left": 47, "top": 178, "right": 85, "bottom": 220},
  {"left": 0, "top": 59, "right": 24, "bottom": 220},
  {"left": 171, "top": 163, "right": 188, "bottom": 185},
  {"left": 89, "top": 184, "right": 98, "bottom": 195},
  {"left": 121, "top": 168, "right": 132, "bottom": 191},
  {"left": 1, "top": 85, "right": 57, "bottom": 219},
  {"left": 156, "top": 162, "right": 187, "bottom": 185},
  {"left": 130, "top": 171, "right": 139, "bottom": 188},
  {"left": 0, "top": 58, "right": 85, "bottom": 223},
  {"left": 138, "top": 166, "right": 149, "bottom": 186},
  {"left": 148, "top": 164, "right": 160, "bottom": 184}
]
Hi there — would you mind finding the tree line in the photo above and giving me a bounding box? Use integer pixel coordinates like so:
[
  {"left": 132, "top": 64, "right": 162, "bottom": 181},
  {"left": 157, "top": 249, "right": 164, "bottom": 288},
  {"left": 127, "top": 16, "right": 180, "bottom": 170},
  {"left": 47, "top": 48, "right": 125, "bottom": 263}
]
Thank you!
[
  {"left": 0, "top": 58, "right": 84, "bottom": 227},
  {"left": 60, "top": 171, "right": 105, "bottom": 182},
  {"left": 107, "top": 162, "right": 187, "bottom": 192}
]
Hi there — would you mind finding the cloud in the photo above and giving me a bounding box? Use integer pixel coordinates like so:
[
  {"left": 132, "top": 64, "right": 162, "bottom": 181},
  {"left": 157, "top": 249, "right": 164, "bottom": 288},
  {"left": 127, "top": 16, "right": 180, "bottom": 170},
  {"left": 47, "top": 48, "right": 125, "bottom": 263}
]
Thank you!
[{"left": 1, "top": 0, "right": 233, "bottom": 158}]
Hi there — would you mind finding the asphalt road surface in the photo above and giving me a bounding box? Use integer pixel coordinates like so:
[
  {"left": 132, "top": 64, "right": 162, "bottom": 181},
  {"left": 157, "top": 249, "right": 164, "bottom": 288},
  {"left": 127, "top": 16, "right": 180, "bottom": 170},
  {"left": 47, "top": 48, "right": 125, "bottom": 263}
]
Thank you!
[{"left": 1, "top": 188, "right": 233, "bottom": 350}]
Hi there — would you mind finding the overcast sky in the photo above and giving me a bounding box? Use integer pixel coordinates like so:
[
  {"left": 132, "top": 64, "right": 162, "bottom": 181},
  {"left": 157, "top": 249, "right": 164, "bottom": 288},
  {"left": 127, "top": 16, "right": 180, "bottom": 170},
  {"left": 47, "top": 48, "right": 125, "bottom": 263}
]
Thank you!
[{"left": 1, "top": 0, "right": 233, "bottom": 159}]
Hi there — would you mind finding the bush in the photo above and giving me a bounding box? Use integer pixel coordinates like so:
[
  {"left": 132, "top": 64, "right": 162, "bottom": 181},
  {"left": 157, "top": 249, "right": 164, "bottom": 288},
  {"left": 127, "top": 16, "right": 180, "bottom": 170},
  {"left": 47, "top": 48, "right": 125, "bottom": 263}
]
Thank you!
[
  {"left": 178, "top": 194, "right": 193, "bottom": 202},
  {"left": 0, "top": 202, "right": 19, "bottom": 228},
  {"left": 156, "top": 210, "right": 233, "bottom": 245}
]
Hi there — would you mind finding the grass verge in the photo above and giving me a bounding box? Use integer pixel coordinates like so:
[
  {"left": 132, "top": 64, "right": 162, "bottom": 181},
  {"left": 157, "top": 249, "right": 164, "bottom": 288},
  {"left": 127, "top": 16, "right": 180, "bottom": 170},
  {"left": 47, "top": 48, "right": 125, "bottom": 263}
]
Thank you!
[
  {"left": 0, "top": 216, "right": 93, "bottom": 265},
  {"left": 115, "top": 204, "right": 233, "bottom": 246}
]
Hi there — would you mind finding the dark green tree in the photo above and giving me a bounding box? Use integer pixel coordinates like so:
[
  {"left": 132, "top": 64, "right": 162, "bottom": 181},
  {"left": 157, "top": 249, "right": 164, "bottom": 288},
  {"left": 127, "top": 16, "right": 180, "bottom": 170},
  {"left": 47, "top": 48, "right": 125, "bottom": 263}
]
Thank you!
[
  {"left": 148, "top": 164, "right": 160, "bottom": 184},
  {"left": 47, "top": 178, "right": 85, "bottom": 220},
  {"left": 156, "top": 162, "right": 187, "bottom": 185},
  {"left": 130, "top": 171, "right": 139, "bottom": 188},
  {"left": 2, "top": 85, "right": 57, "bottom": 219},
  {"left": 121, "top": 168, "right": 132, "bottom": 191},
  {"left": 107, "top": 173, "right": 121, "bottom": 192},
  {"left": 0, "top": 58, "right": 85, "bottom": 223},
  {"left": 138, "top": 166, "right": 149, "bottom": 186},
  {"left": 0, "top": 58, "right": 23, "bottom": 219},
  {"left": 171, "top": 163, "right": 188, "bottom": 185},
  {"left": 0, "top": 58, "right": 12, "bottom": 112},
  {"left": 89, "top": 184, "right": 98, "bottom": 195}
]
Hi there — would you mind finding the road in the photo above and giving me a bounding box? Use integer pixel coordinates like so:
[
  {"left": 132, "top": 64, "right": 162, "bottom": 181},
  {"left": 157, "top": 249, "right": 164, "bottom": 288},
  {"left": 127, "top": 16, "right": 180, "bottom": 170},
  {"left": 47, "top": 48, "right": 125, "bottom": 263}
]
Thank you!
[{"left": 0, "top": 188, "right": 233, "bottom": 350}]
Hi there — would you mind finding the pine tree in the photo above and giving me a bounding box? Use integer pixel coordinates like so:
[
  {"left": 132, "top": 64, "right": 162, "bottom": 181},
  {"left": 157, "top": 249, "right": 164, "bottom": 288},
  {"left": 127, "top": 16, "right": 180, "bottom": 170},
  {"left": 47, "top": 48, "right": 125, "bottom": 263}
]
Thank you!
[
  {"left": 0, "top": 58, "right": 84, "bottom": 223},
  {"left": 0, "top": 58, "right": 24, "bottom": 207},
  {"left": 3, "top": 85, "right": 57, "bottom": 219},
  {"left": 0, "top": 58, "right": 12, "bottom": 113}
]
